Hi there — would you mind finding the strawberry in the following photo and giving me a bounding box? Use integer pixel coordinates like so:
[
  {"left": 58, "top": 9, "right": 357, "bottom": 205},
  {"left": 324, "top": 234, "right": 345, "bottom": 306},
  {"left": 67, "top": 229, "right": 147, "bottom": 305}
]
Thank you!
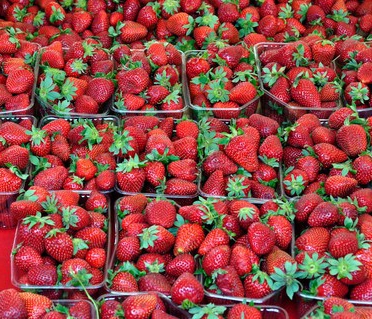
[
  {"left": 324, "top": 297, "right": 354, "bottom": 315},
  {"left": 139, "top": 225, "right": 175, "bottom": 254},
  {"left": 316, "top": 274, "right": 348, "bottom": 298},
  {"left": 164, "top": 178, "right": 197, "bottom": 196},
  {"left": 85, "top": 78, "right": 115, "bottom": 104},
  {"left": 198, "top": 228, "right": 230, "bottom": 256},
  {"left": 215, "top": 265, "right": 245, "bottom": 298},
  {"left": 0, "top": 289, "right": 27, "bottom": 319},
  {"left": 259, "top": 135, "right": 283, "bottom": 162},
  {"left": 244, "top": 272, "right": 273, "bottom": 299},
  {"left": 308, "top": 202, "right": 339, "bottom": 227},
  {"left": 202, "top": 244, "right": 231, "bottom": 276},
  {"left": 336, "top": 124, "right": 367, "bottom": 157},
  {"left": 34, "top": 166, "right": 69, "bottom": 190},
  {"left": 0, "top": 121, "right": 30, "bottom": 146},
  {"left": 122, "top": 294, "right": 157, "bottom": 319},
  {"left": 110, "top": 271, "right": 138, "bottom": 293},
  {"left": 229, "top": 245, "right": 253, "bottom": 276},
  {"left": 227, "top": 304, "right": 262, "bottom": 319},
  {"left": 295, "top": 193, "right": 324, "bottom": 223},
  {"left": 75, "top": 227, "right": 106, "bottom": 249},
  {"left": 165, "top": 254, "right": 196, "bottom": 277},
  {"left": 27, "top": 264, "right": 57, "bottom": 286},
  {"left": 44, "top": 2, "right": 66, "bottom": 26},
  {"left": 144, "top": 199, "right": 176, "bottom": 229},
  {"left": 166, "top": 12, "right": 193, "bottom": 36},
  {"left": 202, "top": 170, "right": 226, "bottom": 196},
  {"left": 19, "top": 292, "right": 52, "bottom": 319},
  {"left": 6, "top": 68, "right": 34, "bottom": 94},
  {"left": 267, "top": 215, "right": 292, "bottom": 250},
  {"left": 0, "top": 145, "right": 29, "bottom": 171},
  {"left": 248, "top": 222, "right": 276, "bottom": 255},
  {"left": 353, "top": 155, "right": 372, "bottom": 185},
  {"left": 296, "top": 227, "right": 330, "bottom": 253},
  {"left": 225, "top": 135, "right": 259, "bottom": 172},
  {"left": 313, "top": 143, "right": 348, "bottom": 168},
  {"left": 116, "top": 156, "right": 146, "bottom": 193},
  {"left": 171, "top": 272, "right": 204, "bottom": 305},
  {"left": 324, "top": 175, "right": 358, "bottom": 197},
  {"left": 120, "top": 21, "right": 148, "bottom": 43},
  {"left": 290, "top": 79, "right": 322, "bottom": 108},
  {"left": 167, "top": 159, "right": 197, "bottom": 181},
  {"left": 202, "top": 151, "right": 238, "bottom": 176},
  {"left": 44, "top": 229, "right": 73, "bottom": 262}
]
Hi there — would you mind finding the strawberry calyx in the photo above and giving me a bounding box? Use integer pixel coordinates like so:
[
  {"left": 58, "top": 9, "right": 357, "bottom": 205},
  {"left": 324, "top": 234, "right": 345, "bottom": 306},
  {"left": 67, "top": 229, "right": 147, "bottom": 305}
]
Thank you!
[
  {"left": 53, "top": 303, "right": 71, "bottom": 316},
  {"left": 145, "top": 148, "right": 179, "bottom": 164},
  {"left": 60, "top": 78, "right": 77, "bottom": 101},
  {"left": 292, "top": 44, "right": 309, "bottom": 67},
  {"left": 30, "top": 155, "right": 52, "bottom": 179},
  {"left": 297, "top": 3, "right": 311, "bottom": 23},
  {"left": 41, "top": 194, "right": 60, "bottom": 214},
  {"left": 328, "top": 254, "right": 362, "bottom": 280},
  {"left": 195, "top": 14, "right": 218, "bottom": 29},
  {"left": 61, "top": 206, "right": 79, "bottom": 229},
  {"left": 235, "top": 13, "right": 259, "bottom": 38},
  {"left": 262, "top": 64, "right": 286, "bottom": 88},
  {"left": 278, "top": 4, "right": 294, "bottom": 19},
  {"left": 327, "top": 9, "right": 349, "bottom": 23},
  {"left": 192, "top": 197, "right": 220, "bottom": 225},
  {"left": 49, "top": 5, "right": 65, "bottom": 24},
  {"left": 259, "top": 155, "right": 280, "bottom": 168},
  {"left": 52, "top": 100, "right": 72, "bottom": 115},
  {"left": 26, "top": 127, "right": 48, "bottom": 147},
  {"left": 139, "top": 225, "right": 160, "bottom": 249},
  {"left": 109, "top": 130, "right": 134, "bottom": 156},
  {"left": 69, "top": 58, "right": 88, "bottom": 75},
  {"left": 298, "top": 252, "right": 328, "bottom": 280},
  {"left": 13, "top": 7, "right": 28, "bottom": 23},
  {"left": 37, "top": 75, "right": 62, "bottom": 102},
  {"left": 226, "top": 176, "right": 249, "bottom": 199},
  {"left": 162, "top": 0, "right": 181, "bottom": 15},
  {"left": 108, "top": 21, "right": 124, "bottom": 39},
  {"left": 80, "top": 121, "right": 103, "bottom": 150},
  {"left": 45, "top": 228, "right": 66, "bottom": 238},
  {"left": 332, "top": 160, "right": 356, "bottom": 176},
  {"left": 18, "top": 189, "right": 39, "bottom": 202},
  {"left": 144, "top": 260, "right": 165, "bottom": 273},
  {"left": 348, "top": 83, "right": 370, "bottom": 104},
  {"left": 188, "top": 303, "right": 226, "bottom": 317},
  {"left": 22, "top": 212, "right": 55, "bottom": 229},
  {"left": 72, "top": 238, "right": 89, "bottom": 255},
  {"left": 6, "top": 27, "right": 21, "bottom": 49},
  {"left": 269, "top": 261, "right": 302, "bottom": 299},
  {"left": 283, "top": 167, "right": 307, "bottom": 196},
  {"left": 7, "top": 164, "right": 28, "bottom": 180}
]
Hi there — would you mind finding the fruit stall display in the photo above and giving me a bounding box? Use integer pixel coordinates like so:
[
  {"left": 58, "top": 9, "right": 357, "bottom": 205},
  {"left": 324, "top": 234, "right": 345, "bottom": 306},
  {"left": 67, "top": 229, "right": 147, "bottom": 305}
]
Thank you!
[{"left": 1, "top": 0, "right": 372, "bottom": 318}]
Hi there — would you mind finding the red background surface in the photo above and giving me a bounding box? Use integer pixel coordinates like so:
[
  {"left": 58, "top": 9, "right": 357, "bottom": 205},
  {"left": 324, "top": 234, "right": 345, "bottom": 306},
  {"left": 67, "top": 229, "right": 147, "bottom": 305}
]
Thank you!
[{"left": 0, "top": 230, "right": 298, "bottom": 318}]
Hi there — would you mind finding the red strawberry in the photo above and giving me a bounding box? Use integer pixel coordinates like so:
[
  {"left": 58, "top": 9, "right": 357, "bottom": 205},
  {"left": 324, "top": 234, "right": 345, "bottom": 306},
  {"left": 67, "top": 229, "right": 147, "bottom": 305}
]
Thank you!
[
  {"left": 122, "top": 294, "right": 157, "bottom": 319},
  {"left": 171, "top": 272, "right": 204, "bottom": 305},
  {"left": 0, "top": 289, "right": 27, "bottom": 319},
  {"left": 324, "top": 175, "right": 358, "bottom": 197},
  {"left": 248, "top": 222, "right": 275, "bottom": 255}
]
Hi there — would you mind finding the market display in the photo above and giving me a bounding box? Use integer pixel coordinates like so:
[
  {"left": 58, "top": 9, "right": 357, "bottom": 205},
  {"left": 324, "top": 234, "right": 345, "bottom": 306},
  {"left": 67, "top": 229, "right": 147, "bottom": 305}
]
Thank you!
[{"left": 1, "top": 0, "right": 372, "bottom": 318}]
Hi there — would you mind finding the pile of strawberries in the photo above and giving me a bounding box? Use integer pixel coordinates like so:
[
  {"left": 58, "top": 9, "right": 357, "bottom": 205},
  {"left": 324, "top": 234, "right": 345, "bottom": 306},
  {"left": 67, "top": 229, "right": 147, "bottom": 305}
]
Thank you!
[
  {"left": 113, "top": 41, "right": 185, "bottom": 117},
  {"left": 26, "top": 116, "right": 117, "bottom": 192},
  {"left": 115, "top": 116, "right": 199, "bottom": 198},
  {"left": 199, "top": 115, "right": 281, "bottom": 200},
  {"left": 186, "top": 45, "right": 259, "bottom": 119},
  {"left": 37, "top": 40, "right": 115, "bottom": 115},
  {"left": 338, "top": 39, "right": 372, "bottom": 111},
  {"left": 0, "top": 28, "right": 39, "bottom": 114},
  {"left": 258, "top": 40, "right": 342, "bottom": 122},
  {"left": 11, "top": 188, "right": 110, "bottom": 296},
  {"left": 0, "top": 289, "right": 94, "bottom": 319},
  {"left": 281, "top": 109, "right": 372, "bottom": 198}
]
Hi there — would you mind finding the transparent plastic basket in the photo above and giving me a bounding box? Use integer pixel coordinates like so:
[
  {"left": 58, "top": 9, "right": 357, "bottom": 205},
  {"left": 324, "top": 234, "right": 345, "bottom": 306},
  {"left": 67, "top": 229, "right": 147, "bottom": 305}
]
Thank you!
[
  {"left": 105, "top": 197, "right": 181, "bottom": 295},
  {"left": 110, "top": 48, "right": 187, "bottom": 119},
  {"left": 34, "top": 115, "right": 120, "bottom": 194},
  {"left": 10, "top": 192, "right": 116, "bottom": 290},
  {"left": 36, "top": 47, "right": 113, "bottom": 117},
  {"left": 253, "top": 42, "right": 341, "bottom": 122},
  {"left": 0, "top": 115, "right": 37, "bottom": 228},
  {"left": 184, "top": 50, "right": 260, "bottom": 121},
  {"left": 97, "top": 293, "right": 190, "bottom": 319},
  {"left": 115, "top": 117, "right": 200, "bottom": 201},
  {"left": 0, "top": 41, "right": 40, "bottom": 116}
]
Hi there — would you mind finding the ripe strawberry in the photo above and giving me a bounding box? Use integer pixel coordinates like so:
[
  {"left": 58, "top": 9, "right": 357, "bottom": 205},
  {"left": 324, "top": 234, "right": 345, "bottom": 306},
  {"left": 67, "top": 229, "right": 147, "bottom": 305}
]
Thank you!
[
  {"left": 75, "top": 227, "right": 107, "bottom": 249},
  {"left": 168, "top": 159, "right": 197, "bottom": 181},
  {"left": 144, "top": 199, "right": 176, "bottom": 229},
  {"left": 313, "top": 143, "right": 348, "bottom": 168},
  {"left": 0, "top": 145, "right": 29, "bottom": 171},
  {"left": 27, "top": 264, "right": 57, "bottom": 286},
  {"left": 120, "top": 21, "right": 148, "bottom": 43},
  {"left": 202, "top": 244, "right": 231, "bottom": 276},
  {"left": 118, "top": 194, "right": 147, "bottom": 215},
  {"left": 69, "top": 301, "right": 92, "bottom": 319},
  {"left": 19, "top": 292, "right": 52, "bottom": 319},
  {"left": 166, "top": 12, "right": 193, "bottom": 36},
  {"left": 316, "top": 274, "right": 348, "bottom": 298},
  {"left": 0, "top": 289, "right": 27, "bottom": 319},
  {"left": 267, "top": 215, "right": 292, "bottom": 250},
  {"left": 225, "top": 135, "right": 259, "bottom": 172},
  {"left": 51, "top": 134, "right": 70, "bottom": 162},
  {"left": 198, "top": 228, "right": 230, "bottom": 256},
  {"left": 202, "top": 170, "right": 226, "bottom": 196},
  {"left": 324, "top": 297, "right": 354, "bottom": 315},
  {"left": 0, "top": 121, "right": 30, "bottom": 146},
  {"left": 248, "top": 222, "right": 276, "bottom": 255},
  {"left": 215, "top": 265, "right": 245, "bottom": 298},
  {"left": 164, "top": 178, "right": 197, "bottom": 196},
  {"left": 227, "top": 304, "right": 261, "bottom": 319},
  {"left": 6, "top": 68, "right": 34, "bottom": 94},
  {"left": 290, "top": 79, "right": 322, "bottom": 108},
  {"left": 296, "top": 227, "right": 330, "bottom": 253},
  {"left": 122, "top": 294, "right": 157, "bottom": 319},
  {"left": 44, "top": 229, "right": 73, "bottom": 262},
  {"left": 336, "top": 124, "right": 367, "bottom": 157},
  {"left": 171, "top": 272, "right": 204, "bottom": 305},
  {"left": 139, "top": 225, "right": 175, "bottom": 254},
  {"left": 34, "top": 166, "right": 69, "bottom": 190},
  {"left": 295, "top": 193, "right": 324, "bottom": 223},
  {"left": 110, "top": 271, "right": 138, "bottom": 293},
  {"left": 308, "top": 202, "right": 339, "bottom": 227},
  {"left": 324, "top": 175, "right": 358, "bottom": 197},
  {"left": 86, "top": 78, "right": 115, "bottom": 104},
  {"left": 259, "top": 135, "right": 283, "bottom": 162},
  {"left": 165, "top": 254, "right": 196, "bottom": 277},
  {"left": 44, "top": 2, "right": 66, "bottom": 26},
  {"left": 229, "top": 245, "right": 253, "bottom": 276},
  {"left": 244, "top": 272, "right": 273, "bottom": 299}
]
